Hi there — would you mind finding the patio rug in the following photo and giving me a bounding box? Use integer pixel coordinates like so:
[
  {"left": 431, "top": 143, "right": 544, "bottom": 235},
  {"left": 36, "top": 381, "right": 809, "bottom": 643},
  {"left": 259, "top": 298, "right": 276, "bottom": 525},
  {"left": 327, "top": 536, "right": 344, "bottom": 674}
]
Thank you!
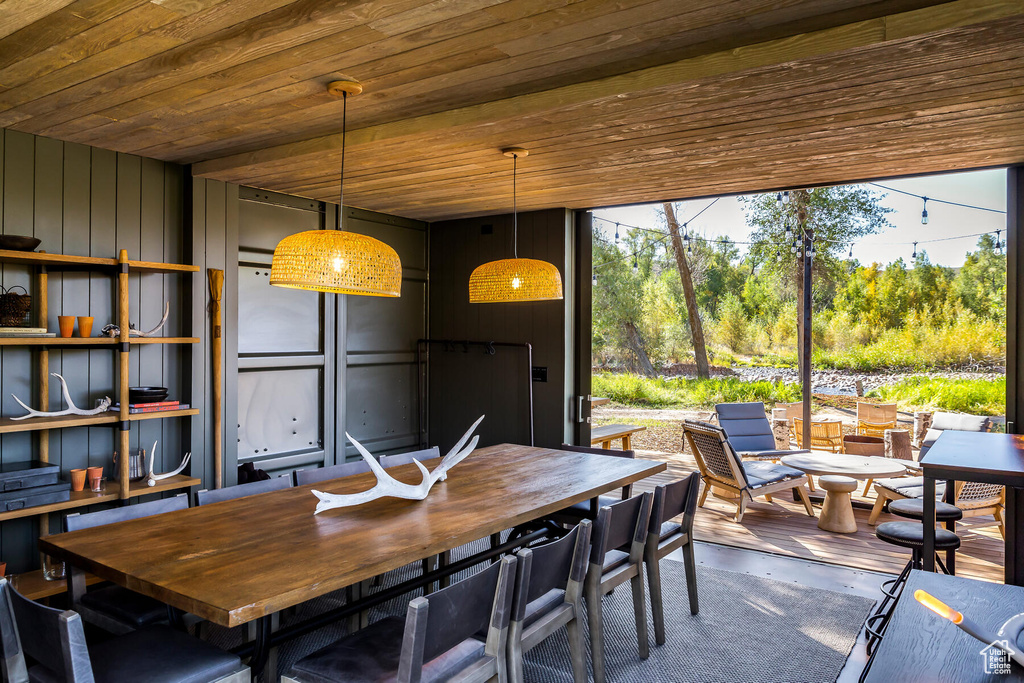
[{"left": 205, "top": 540, "right": 874, "bottom": 682}]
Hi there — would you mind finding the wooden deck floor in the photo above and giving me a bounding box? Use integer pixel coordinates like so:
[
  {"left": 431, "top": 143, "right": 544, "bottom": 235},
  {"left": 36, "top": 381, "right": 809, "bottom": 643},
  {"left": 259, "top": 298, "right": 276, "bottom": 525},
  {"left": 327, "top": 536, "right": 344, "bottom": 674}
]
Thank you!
[{"left": 632, "top": 449, "right": 1005, "bottom": 584}]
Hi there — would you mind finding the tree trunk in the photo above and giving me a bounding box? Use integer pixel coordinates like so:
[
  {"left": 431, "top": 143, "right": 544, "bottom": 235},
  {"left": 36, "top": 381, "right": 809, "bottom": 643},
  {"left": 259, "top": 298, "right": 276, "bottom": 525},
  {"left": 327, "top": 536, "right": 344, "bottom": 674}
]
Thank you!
[
  {"left": 623, "top": 322, "right": 656, "bottom": 377},
  {"left": 662, "top": 203, "right": 710, "bottom": 379}
]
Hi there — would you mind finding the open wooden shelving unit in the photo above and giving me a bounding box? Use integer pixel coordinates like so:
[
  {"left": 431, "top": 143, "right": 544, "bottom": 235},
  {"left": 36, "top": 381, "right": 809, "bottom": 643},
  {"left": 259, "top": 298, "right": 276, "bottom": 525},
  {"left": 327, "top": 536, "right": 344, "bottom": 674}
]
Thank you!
[{"left": 0, "top": 249, "right": 202, "bottom": 533}]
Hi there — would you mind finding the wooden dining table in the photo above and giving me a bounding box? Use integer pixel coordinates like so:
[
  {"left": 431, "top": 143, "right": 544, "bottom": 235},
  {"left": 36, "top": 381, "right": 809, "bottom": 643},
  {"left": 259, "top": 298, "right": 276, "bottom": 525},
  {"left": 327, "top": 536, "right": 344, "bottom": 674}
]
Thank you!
[{"left": 41, "top": 443, "right": 665, "bottom": 678}]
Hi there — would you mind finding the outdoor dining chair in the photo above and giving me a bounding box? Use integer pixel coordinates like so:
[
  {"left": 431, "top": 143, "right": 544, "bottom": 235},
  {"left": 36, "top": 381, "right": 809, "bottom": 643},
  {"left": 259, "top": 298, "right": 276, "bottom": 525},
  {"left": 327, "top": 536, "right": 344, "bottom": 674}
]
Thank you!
[
  {"left": 715, "top": 402, "right": 809, "bottom": 460},
  {"left": 684, "top": 420, "right": 815, "bottom": 523},
  {"left": 508, "top": 520, "right": 592, "bottom": 683},
  {"left": 550, "top": 443, "right": 635, "bottom": 523},
  {"left": 857, "top": 402, "right": 898, "bottom": 438},
  {"left": 792, "top": 416, "right": 844, "bottom": 453},
  {"left": 645, "top": 472, "right": 701, "bottom": 646},
  {"left": 63, "top": 493, "right": 189, "bottom": 635},
  {"left": 283, "top": 555, "right": 517, "bottom": 683},
  {"left": 379, "top": 446, "right": 440, "bottom": 468},
  {"left": 294, "top": 459, "right": 371, "bottom": 486},
  {"left": 0, "top": 578, "right": 248, "bottom": 683},
  {"left": 586, "top": 493, "right": 652, "bottom": 683},
  {"left": 195, "top": 473, "right": 292, "bottom": 505}
]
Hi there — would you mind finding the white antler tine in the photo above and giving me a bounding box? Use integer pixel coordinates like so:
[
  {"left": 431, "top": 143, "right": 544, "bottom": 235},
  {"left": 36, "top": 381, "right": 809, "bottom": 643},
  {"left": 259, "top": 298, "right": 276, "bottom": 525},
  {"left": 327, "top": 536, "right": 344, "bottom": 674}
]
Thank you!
[
  {"left": 345, "top": 432, "right": 391, "bottom": 479},
  {"left": 54, "top": 373, "right": 77, "bottom": 411},
  {"left": 443, "top": 415, "right": 485, "bottom": 460},
  {"left": 432, "top": 434, "right": 480, "bottom": 483}
]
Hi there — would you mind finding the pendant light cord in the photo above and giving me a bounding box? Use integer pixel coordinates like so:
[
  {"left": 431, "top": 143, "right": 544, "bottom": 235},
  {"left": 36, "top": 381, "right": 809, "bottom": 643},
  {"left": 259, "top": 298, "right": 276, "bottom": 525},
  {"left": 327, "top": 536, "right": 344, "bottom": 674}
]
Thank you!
[
  {"left": 512, "top": 152, "right": 518, "bottom": 258},
  {"left": 338, "top": 91, "right": 347, "bottom": 230}
]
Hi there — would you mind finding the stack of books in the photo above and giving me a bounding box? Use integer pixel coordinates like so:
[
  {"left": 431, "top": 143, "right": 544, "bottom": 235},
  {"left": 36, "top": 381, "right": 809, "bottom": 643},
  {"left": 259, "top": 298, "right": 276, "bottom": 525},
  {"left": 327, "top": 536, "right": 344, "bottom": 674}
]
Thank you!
[
  {"left": 109, "top": 400, "right": 189, "bottom": 414},
  {"left": 0, "top": 327, "right": 55, "bottom": 338}
]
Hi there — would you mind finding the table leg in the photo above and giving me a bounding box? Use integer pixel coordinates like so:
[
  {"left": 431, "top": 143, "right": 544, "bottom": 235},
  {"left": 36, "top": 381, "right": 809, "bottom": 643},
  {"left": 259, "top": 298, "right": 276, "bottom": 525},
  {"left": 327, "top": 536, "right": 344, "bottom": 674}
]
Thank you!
[
  {"left": 623, "top": 435, "right": 632, "bottom": 450},
  {"left": 923, "top": 477, "right": 936, "bottom": 572},
  {"left": 1006, "top": 486, "right": 1024, "bottom": 586},
  {"left": 601, "top": 440, "right": 612, "bottom": 449},
  {"left": 249, "top": 615, "right": 273, "bottom": 681},
  {"left": 944, "top": 479, "right": 956, "bottom": 576}
]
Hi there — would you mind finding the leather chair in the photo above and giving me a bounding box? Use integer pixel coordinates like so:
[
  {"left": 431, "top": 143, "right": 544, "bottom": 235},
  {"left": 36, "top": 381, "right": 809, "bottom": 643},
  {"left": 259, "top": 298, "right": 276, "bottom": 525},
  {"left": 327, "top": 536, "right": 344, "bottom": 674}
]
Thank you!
[
  {"left": 715, "top": 401, "right": 810, "bottom": 460},
  {"left": 282, "top": 555, "right": 517, "bottom": 683},
  {"left": 508, "top": 520, "right": 591, "bottom": 683},
  {"left": 586, "top": 493, "right": 652, "bottom": 683},
  {"left": 645, "top": 472, "right": 701, "bottom": 646},
  {"left": 0, "top": 578, "right": 248, "bottom": 683},
  {"left": 195, "top": 473, "right": 292, "bottom": 506},
  {"left": 550, "top": 444, "right": 635, "bottom": 523},
  {"left": 295, "top": 459, "right": 371, "bottom": 486},
  {"left": 378, "top": 446, "right": 440, "bottom": 468},
  {"left": 64, "top": 494, "right": 189, "bottom": 635}
]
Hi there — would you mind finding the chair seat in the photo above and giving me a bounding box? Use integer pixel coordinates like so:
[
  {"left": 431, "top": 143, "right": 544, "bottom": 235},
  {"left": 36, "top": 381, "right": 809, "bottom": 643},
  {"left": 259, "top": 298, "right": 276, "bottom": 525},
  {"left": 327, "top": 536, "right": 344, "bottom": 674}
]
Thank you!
[
  {"left": 287, "top": 615, "right": 486, "bottom": 683},
  {"left": 743, "top": 461, "right": 806, "bottom": 489},
  {"left": 658, "top": 521, "right": 682, "bottom": 541},
  {"left": 875, "top": 476, "right": 946, "bottom": 499},
  {"left": 30, "top": 624, "right": 242, "bottom": 683},
  {"left": 81, "top": 584, "right": 168, "bottom": 628},
  {"left": 875, "top": 521, "right": 961, "bottom": 550},
  {"left": 523, "top": 588, "right": 567, "bottom": 629},
  {"left": 557, "top": 494, "right": 621, "bottom": 518},
  {"left": 739, "top": 448, "right": 810, "bottom": 460},
  {"left": 602, "top": 548, "right": 630, "bottom": 573},
  {"left": 888, "top": 498, "right": 963, "bottom": 522}
]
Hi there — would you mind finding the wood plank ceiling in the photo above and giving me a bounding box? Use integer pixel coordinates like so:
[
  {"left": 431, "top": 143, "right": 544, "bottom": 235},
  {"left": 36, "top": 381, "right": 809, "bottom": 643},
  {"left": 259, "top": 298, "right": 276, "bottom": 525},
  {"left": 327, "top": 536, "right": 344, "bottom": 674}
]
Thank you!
[{"left": 1, "top": 0, "right": 1023, "bottom": 221}]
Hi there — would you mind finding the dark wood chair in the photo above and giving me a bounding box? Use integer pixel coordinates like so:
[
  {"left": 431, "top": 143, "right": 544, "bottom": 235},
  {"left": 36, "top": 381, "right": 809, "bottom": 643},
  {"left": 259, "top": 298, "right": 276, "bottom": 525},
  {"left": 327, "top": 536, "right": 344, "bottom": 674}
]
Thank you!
[
  {"left": 282, "top": 555, "right": 517, "bottom": 683},
  {"left": 294, "top": 459, "right": 371, "bottom": 486},
  {"left": 508, "top": 520, "right": 591, "bottom": 683},
  {"left": 586, "top": 493, "right": 652, "bottom": 683},
  {"left": 645, "top": 473, "right": 701, "bottom": 646},
  {"left": 0, "top": 577, "right": 248, "bottom": 683},
  {"left": 551, "top": 444, "right": 635, "bottom": 523},
  {"left": 378, "top": 446, "right": 440, "bottom": 468},
  {"left": 195, "top": 473, "right": 292, "bottom": 505},
  {"left": 64, "top": 493, "right": 189, "bottom": 635}
]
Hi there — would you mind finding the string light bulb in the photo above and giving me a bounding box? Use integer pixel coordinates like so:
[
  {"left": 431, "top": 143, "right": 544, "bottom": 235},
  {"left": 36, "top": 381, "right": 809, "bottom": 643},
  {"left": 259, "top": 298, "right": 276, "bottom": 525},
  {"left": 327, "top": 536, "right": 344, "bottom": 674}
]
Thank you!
[
  {"left": 682, "top": 223, "right": 690, "bottom": 242},
  {"left": 632, "top": 254, "right": 639, "bottom": 273},
  {"left": 921, "top": 197, "right": 929, "bottom": 225},
  {"left": 592, "top": 271, "right": 597, "bottom": 286},
  {"left": 996, "top": 229, "right": 1003, "bottom": 254},
  {"left": 614, "top": 223, "right": 620, "bottom": 243},
  {"left": 912, "top": 242, "right": 918, "bottom": 259}
]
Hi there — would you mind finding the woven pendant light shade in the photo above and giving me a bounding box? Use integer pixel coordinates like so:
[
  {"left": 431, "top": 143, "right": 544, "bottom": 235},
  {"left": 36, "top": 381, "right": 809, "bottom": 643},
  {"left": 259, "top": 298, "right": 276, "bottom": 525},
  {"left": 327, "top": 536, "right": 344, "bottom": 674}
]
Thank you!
[
  {"left": 270, "top": 230, "right": 402, "bottom": 296},
  {"left": 468, "top": 257, "right": 563, "bottom": 303}
]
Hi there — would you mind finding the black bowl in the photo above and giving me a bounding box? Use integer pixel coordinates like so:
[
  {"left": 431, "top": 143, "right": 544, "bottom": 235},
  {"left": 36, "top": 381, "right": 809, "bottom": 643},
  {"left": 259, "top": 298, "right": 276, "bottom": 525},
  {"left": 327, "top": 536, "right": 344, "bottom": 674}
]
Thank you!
[
  {"left": 128, "top": 386, "right": 169, "bottom": 404},
  {"left": 0, "top": 235, "right": 41, "bottom": 252}
]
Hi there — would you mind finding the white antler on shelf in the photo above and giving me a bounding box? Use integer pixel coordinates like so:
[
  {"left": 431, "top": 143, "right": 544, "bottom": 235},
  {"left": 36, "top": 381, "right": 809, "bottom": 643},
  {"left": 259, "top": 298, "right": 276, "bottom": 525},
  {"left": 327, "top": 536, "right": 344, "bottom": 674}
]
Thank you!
[
  {"left": 146, "top": 440, "right": 192, "bottom": 486},
  {"left": 11, "top": 373, "right": 112, "bottom": 420},
  {"left": 311, "top": 415, "right": 484, "bottom": 514},
  {"left": 131, "top": 301, "right": 170, "bottom": 337}
]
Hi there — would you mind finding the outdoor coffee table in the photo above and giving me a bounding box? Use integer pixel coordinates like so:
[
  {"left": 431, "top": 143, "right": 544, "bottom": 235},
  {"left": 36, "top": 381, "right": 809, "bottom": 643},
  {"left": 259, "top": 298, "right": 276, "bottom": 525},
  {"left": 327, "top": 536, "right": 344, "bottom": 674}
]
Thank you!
[{"left": 781, "top": 452, "right": 911, "bottom": 532}]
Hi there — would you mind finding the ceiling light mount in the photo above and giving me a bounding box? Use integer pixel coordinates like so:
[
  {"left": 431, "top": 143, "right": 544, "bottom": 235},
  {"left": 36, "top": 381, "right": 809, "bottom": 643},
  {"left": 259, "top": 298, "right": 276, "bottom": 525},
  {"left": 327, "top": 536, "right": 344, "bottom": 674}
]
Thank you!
[
  {"left": 327, "top": 78, "right": 363, "bottom": 97},
  {"left": 502, "top": 147, "right": 529, "bottom": 158}
]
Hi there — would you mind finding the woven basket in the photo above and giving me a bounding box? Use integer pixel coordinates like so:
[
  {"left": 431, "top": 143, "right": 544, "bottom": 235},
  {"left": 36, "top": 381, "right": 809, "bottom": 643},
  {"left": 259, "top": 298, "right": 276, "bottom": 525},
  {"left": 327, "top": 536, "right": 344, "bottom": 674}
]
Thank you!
[{"left": 0, "top": 286, "right": 31, "bottom": 326}]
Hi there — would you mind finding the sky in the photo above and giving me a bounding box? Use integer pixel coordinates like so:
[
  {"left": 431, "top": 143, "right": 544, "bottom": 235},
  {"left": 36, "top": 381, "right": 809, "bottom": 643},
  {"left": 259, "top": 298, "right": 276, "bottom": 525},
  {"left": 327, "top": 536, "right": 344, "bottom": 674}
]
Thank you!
[{"left": 592, "top": 168, "right": 1007, "bottom": 268}]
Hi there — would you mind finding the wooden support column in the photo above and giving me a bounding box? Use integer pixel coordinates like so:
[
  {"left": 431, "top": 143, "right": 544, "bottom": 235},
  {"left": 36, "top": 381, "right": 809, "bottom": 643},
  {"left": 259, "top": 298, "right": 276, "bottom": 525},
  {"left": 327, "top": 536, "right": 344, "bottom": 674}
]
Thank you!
[
  {"left": 118, "top": 249, "right": 131, "bottom": 500},
  {"left": 1006, "top": 165, "right": 1024, "bottom": 585},
  {"left": 798, "top": 191, "right": 813, "bottom": 450}
]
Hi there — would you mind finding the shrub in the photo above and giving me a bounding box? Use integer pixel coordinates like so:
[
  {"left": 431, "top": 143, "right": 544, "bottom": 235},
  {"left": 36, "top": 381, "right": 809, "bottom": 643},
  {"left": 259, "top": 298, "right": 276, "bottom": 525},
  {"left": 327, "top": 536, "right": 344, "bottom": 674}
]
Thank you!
[
  {"left": 592, "top": 372, "right": 800, "bottom": 408},
  {"left": 868, "top": 376, "right": 1005, "bottom": 415}
]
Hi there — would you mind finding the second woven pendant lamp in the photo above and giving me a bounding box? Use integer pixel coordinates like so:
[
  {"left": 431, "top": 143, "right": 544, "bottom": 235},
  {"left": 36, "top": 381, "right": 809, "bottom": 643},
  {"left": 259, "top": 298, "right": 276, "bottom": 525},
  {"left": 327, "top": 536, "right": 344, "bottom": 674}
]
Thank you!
[
  {"left": 468, "top": 149, "right": 563, "bottom": 303},
  {"left": 270, "top": 78, "right": 402, "bottom": 297}
]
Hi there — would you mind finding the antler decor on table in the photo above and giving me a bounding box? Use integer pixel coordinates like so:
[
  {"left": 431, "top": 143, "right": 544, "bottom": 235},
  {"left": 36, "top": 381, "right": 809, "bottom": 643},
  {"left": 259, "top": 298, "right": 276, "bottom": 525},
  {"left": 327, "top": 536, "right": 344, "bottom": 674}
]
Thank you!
[
  {"left": 11, "top": 373, "right": 112, "bottom": 420},
  {"left": 146, "top": 440, "right": 192, "bottom": 487},
  {"left": 311, "top": 415, "right": 484, "bottom": 514}
]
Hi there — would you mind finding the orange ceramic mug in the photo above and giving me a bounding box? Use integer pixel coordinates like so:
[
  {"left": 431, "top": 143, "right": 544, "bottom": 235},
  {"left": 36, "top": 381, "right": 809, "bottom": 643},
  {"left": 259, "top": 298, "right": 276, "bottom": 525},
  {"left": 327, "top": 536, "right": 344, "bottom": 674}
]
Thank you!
[
  {"left": 86, "top": 465, "right": 103, "bottom": 488},
  {"left": 69, "top": 468, "right": 87, "bottom": 492},
  {"left": 57, "top": 316, "right": 74, "bottom": 338},
  {"left": 77, "top": 316, "right": 94, "bottom": 338}
]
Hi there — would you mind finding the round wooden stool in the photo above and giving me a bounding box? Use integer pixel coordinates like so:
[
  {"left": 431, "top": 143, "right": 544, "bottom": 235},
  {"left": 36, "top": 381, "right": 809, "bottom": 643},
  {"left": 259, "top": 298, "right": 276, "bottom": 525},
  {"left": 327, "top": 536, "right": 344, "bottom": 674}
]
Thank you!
[{"left": 818, "top": 475, "right": 858, "bottom": 533}]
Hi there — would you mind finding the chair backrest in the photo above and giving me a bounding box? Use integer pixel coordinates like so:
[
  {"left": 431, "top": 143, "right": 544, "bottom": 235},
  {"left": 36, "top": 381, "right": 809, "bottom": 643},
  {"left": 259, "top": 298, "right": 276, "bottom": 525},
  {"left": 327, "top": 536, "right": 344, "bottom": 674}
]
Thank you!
[
  {"left": 65, "top": 492, "right": 188, "bottom": 532},
  {"left": 779, "top": 402, "right": 803, "bottom": 421},
  {"left": 560, "top": 444, "right": 635, "bottom": 499},
  {"left": 590, "top": 493, "right": 652, "bottom": 569},
  {"left": 0, "top": 579, "right": 28, "bottom": 683},
  {"left": 715, "top": 402, "right": 775, "bottom": 452},
  {"left": 683, "top": 420, "right": 747, "bottom": 490},
  {"left": 7, "top": 579, "right": 94, "bottom": 683},
  {"left": 195, "top": 475, "right": 292, "bottom": 506},
  {"left": 957, "top": 480, "right": 1004, "bottom": 504},
  {"left": 921, "top": 411, "right": 992, "bottom": 457},
  {"left": 397, "top": 555, "right": 516, "bottom": 683},
  {"left": 649, "top": 472, "right": 701, "bottom": 535},
  {"left": 379, "top": 447, "right": 440, "bottom": 469},
  {"left": 512, "top": 521, "right": 591, "bottom": 625},
  {"left": 295, "top": 459, "right": 372, "bottom": 486},
  {"left": 857, "top": 403, "right": 897, "bottom": 423}
]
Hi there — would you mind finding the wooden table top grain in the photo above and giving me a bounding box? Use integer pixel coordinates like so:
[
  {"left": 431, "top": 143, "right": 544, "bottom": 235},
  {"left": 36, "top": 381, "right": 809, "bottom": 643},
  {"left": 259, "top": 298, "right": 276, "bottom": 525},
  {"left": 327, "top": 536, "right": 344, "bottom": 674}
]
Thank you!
[{"left": 41, "top": 443, "right": 665, "bottom": 628}]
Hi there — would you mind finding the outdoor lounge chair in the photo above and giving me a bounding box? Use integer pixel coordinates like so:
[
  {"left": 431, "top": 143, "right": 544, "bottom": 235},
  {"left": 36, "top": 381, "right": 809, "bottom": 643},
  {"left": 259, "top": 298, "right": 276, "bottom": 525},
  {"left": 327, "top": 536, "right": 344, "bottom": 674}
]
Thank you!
[
  {"left": 684, "top": 420, "right": 815, "bottom": 523},
  {"left": 714, "top": 402, "right": 809, "bottom": 460},
  {"left": 869, "top": 411, "right": 1004, "bottom": 536}
]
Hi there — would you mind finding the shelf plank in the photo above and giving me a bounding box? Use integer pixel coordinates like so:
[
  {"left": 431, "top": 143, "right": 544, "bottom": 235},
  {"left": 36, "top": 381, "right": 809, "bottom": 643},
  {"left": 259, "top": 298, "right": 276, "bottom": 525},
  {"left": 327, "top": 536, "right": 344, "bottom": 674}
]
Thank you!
[
  {"left": 0, "top": 337, "right": 117, "bottom": 347},
  {"left": 128, "top": 337, "right": 200, "bottom": 345},
  {"left": 0, "top": 413, "right": 118, "bottom": 434},
  {"left": 128, "top": 260, "right": 199, "bottom": 274},
  {"left": 0, "top": 250, "right": 117, "bottom": 270},
  {"left": 127, "top": 408, "right": 199, "bottom": 422},
  {"left": 11, "top": 569, "right": 104, "bottom": 602},
  {"left": 123, "top": 475, "right": 200, "bottom": 498}
]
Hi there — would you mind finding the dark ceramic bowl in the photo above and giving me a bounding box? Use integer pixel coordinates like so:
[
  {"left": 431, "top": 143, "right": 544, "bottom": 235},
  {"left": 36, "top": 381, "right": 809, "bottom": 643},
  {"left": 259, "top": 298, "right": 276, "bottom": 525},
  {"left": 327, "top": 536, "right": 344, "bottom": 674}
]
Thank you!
[
  {"left": 0, "top": 235, "right": 41, "bottom": 252},
  {"left": 128, "top": 386, "right": 169, "bottom": 404}
]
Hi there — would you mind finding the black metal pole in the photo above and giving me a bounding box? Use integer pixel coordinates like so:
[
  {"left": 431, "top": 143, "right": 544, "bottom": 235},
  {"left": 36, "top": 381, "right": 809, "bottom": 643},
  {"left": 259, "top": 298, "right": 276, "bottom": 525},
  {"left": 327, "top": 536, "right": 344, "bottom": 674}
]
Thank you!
[{"left": 800, "top": 194, "right": 813, "bottom": 450}]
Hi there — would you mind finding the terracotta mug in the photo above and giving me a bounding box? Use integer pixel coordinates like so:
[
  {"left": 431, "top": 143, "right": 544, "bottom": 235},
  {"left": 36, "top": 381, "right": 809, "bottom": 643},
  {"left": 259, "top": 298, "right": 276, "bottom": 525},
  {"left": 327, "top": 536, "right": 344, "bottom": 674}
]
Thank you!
[
  {"left": 70, "top": 468, "right": 87, "bottom": 492},
  {"left": 86, "top": 466, "right": 103, "bottom": 489},
  {"left": 77, "top": 316, "right": 94, "bottom": 338},
  {"left": 57, "top": 316, "right": 75, "bottom": 338}
]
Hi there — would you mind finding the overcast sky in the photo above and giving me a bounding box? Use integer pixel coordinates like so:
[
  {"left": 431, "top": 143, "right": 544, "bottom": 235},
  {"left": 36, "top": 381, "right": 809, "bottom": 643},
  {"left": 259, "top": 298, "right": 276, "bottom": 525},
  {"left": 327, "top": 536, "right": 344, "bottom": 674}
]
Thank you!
[{"left": 592, "top": 168, "right": 1007, "bottom": 268}]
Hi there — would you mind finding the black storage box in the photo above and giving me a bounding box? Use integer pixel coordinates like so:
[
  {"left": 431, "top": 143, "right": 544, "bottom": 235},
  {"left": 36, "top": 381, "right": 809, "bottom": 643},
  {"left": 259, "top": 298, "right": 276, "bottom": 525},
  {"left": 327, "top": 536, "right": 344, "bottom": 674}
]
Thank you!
[
  {"left": 0, "top": 460, "right": 60, "bottom": 492},
  {"left": 0, "top": 481, "right": 71, "bottom": 512}
]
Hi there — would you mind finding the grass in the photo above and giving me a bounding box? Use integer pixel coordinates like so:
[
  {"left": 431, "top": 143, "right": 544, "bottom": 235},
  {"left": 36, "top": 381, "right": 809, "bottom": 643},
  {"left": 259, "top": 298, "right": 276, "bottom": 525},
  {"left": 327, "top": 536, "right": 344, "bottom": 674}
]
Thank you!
[
  {"left": 592, "top": 372, "right": 801, "bottom": 408},
  {"left": 867, "top": 376, "right": 1005, "bottom": 416}
]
